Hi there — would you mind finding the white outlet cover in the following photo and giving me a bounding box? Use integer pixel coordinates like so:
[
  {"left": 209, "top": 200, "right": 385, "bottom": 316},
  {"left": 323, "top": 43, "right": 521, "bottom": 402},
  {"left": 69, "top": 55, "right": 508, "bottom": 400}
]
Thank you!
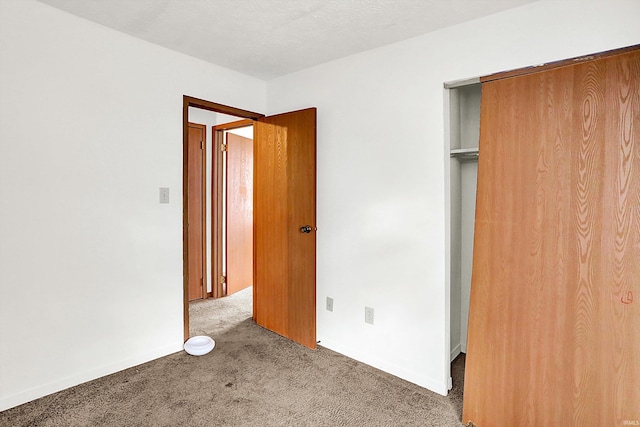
[{"left": 365, "top": 306, "right": 374, "bottom": 324}]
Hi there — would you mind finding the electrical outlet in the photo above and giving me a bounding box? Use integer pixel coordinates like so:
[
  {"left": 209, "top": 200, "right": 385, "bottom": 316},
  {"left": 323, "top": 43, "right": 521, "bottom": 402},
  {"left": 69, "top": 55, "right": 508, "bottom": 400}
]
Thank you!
[
  {"left": 326, "top": 297, "right": 334, "bottom": 312},
  {"left": 365, "top": 306, "right": 374, "bottom": 325}
]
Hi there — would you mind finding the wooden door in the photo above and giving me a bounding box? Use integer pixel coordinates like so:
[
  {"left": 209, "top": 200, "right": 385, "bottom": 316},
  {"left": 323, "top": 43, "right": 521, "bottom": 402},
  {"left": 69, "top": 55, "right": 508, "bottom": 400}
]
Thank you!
[
  {"left": 226, "top": 132, "right": 254, "bottom": 295},
  {"left": 463, "top": 48, "right": 640, "bottom": 426},
  {"left": 253, "top": 108, "right": 317, "bottom": 349},
  {"left": 187, "top": 123, "right": 206, "bottom": 301}
]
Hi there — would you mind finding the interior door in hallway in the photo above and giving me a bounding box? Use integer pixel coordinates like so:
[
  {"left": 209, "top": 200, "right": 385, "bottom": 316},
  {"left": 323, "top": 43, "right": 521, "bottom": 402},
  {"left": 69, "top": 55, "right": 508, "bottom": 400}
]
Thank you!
[
  {"left": 253, "top": 108, "right": 317, "bottom": 349},
  {"left": 463, "top": 47, "right": 640, "bottom": 426},
  {"left": 187, "top": 122, "right": 206, "bottom": 301},
  {"left": 226, "top": 132, "right": 254, "bottom": 295}
]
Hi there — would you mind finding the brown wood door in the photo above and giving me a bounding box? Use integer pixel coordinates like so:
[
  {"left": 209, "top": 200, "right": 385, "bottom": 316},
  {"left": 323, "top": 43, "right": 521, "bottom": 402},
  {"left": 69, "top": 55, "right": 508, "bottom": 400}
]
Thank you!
[
  {"left": 253, "top": 108, "right": 317, "bottom": 349},
  {"left": 463, "top": 49, "right": 640, "bottom": 426},
  {"left": 187, "top": 123, "right": 206, "bottom": 301},
  {"left": 226, "top": 132, "right": 254, "bottom": 295}
]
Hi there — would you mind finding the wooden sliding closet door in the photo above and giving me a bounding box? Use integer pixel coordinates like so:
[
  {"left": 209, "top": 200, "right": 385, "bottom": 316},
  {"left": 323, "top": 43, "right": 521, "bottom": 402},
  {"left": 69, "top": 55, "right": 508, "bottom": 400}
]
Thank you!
[{"left": 463, "top": 48, "right": 640, "bottom": 426}]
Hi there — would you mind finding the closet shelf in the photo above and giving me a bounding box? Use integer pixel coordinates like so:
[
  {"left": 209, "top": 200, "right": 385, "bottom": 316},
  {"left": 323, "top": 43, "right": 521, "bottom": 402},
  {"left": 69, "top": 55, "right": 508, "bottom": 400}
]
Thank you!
[{"left": 450, "top": 147, "right": 479, "bottom": 161}]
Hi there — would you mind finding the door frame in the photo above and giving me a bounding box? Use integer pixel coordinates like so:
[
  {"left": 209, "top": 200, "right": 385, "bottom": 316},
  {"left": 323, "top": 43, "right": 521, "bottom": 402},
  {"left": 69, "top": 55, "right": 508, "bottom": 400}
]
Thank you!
[
  {"left": 211, "top": 119, "right": 254, "bottom": 299},
  {"left": 182, "top": 96, "right": 263, "bottom": 341}
]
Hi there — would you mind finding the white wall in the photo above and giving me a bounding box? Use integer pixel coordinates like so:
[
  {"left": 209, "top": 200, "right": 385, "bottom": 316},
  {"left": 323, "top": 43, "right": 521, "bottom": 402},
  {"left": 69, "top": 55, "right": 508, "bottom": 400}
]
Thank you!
[
  {"left": 0, "top": 0, "right": 266, "bottom": 410},
  {"left": 266, "top": 0, "right": 640, "bottom": 395},
  {"left": 227, "top": 126, "right": 254, "bottom": 139},
  {"left": 459, "top": 160, "right": 478, "bottom": 354}
]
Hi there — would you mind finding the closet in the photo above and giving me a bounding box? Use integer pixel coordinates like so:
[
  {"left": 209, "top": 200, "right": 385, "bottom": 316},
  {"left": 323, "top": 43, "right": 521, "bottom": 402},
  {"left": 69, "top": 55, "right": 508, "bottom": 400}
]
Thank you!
[
  {"left": 463, "top": 46, "right": 639, "bottom": 426},
  {"left": 448, "top": 82, "right": 480, "bottom": 362}
]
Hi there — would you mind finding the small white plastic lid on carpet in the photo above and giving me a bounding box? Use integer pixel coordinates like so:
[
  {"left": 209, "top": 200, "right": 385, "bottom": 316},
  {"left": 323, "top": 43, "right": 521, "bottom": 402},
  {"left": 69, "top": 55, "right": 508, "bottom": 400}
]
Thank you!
[{"left": 184, "top": 336, "right": 215, "bottom": 356}]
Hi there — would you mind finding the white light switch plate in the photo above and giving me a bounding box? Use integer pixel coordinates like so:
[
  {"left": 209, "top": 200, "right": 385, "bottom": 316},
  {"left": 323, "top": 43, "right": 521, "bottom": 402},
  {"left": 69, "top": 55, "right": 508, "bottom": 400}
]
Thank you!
[{"left": 159, "top": 187, "right": 170, "bottom": 204}]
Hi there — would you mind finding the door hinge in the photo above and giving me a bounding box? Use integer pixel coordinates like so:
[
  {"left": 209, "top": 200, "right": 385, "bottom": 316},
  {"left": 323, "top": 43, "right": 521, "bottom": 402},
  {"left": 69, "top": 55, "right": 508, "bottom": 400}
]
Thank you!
[
  {"left": 200, "top": 277, "right": 204, "bottom": 288},
  {"left": 220, "top": 275, "right": 226, "bottom": 284},
  {"left": 200, "top": 140, "right": 204, "bottom": 150},
  {"left": 221, "top": 144, "right": 227, "bottom": 152}
]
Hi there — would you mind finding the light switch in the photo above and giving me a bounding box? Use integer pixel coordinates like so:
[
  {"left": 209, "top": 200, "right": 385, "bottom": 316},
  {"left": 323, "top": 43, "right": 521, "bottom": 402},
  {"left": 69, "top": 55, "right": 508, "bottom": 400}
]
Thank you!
[{"left": 159, "top": 187, "right": 170, "bottom": 204}]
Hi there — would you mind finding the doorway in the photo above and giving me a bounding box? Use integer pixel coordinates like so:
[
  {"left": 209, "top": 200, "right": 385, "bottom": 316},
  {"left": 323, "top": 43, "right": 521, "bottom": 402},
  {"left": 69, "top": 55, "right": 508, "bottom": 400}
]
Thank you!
[
  {"left": 182, "top": 97, "right": 318, "bottom": 349},
  {"left": 182, "top": 97, "right": 263, "bottom": 341},
  {"left": 212, "top": 120, "right": 255, "bottom": 298}
]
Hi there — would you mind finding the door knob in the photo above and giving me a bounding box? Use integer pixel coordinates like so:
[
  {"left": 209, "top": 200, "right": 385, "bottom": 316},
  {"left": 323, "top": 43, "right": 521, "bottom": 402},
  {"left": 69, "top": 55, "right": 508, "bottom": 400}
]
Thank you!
[{"left": 300, "top": 225, "right": 312, "bottom": 233}]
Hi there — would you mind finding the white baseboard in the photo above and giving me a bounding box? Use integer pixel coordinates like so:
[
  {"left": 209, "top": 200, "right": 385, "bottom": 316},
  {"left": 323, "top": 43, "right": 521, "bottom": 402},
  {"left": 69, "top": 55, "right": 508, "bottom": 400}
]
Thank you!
[
  {"left": 319, "top": 338, "right": 448, "bottom": 396},
  {"left": 0, "top": 343, "right": 183, "bottom": 411},
  {"left": 450, "top": 343, "right": 461, "bottom": 362}
]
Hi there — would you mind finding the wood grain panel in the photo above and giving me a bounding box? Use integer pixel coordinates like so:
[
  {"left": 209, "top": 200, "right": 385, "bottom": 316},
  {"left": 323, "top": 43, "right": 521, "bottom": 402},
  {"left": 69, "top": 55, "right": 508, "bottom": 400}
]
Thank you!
[
  {"left": 463, "top": 48, "right": 640, "bottom": 426},
  {"left": 254, "top": 108, "right": 317, "bottom": 349},
  {"left": 187, "top": 123, "right": 206, "bottom": 301},
  {"left": 211, "top": 120, "right": 255, "bottom": 299},
  {"left": 226, "top": 132, "right": 254, "bottom": 295},
  {"left": 481, "top": 44, "right": 639, "bottom": 84},
  {"left": 598, "top": 50, "right": 640, "bottom": 424},
  {"left": 254, "top": 115, "right": 289, "bottom": 336},
  {"left": 285, "top": 109, "right": 316, "bottom": 349}
]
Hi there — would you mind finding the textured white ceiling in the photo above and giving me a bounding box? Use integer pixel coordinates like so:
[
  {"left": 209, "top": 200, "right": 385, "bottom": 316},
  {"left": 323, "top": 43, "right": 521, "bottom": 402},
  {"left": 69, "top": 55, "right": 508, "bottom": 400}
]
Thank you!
[{"left": 37, "top": 0, "right": 537, "bottom": 80}]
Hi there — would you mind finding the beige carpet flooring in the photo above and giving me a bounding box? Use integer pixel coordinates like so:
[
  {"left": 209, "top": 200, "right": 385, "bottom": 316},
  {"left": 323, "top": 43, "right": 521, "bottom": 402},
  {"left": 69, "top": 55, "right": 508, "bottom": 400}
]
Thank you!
[{"left": 1, "top": 287, "right": 466, "bottom": 426}]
